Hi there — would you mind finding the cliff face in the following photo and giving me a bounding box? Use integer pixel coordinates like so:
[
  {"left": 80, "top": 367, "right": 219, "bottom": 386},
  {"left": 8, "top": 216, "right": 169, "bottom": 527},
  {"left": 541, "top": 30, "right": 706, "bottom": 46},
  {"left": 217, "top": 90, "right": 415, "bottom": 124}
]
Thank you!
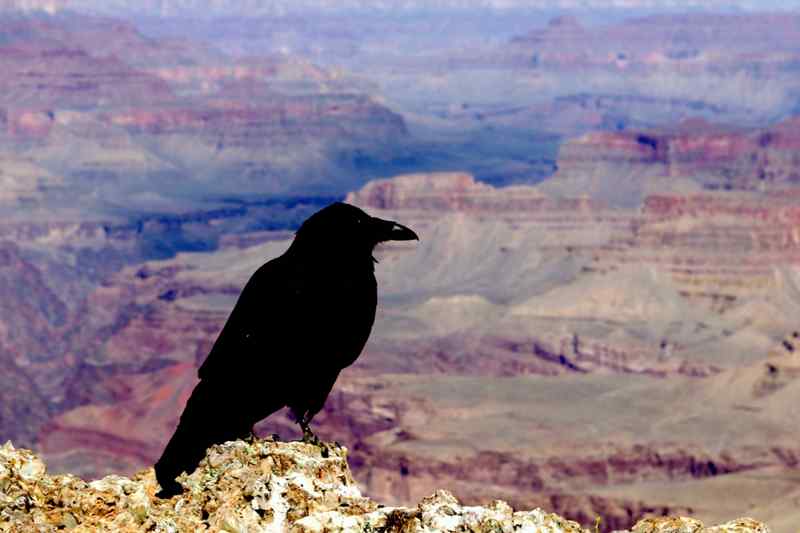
[
  {"left": 348, "top": 172, "right": 800, "bottom": 307},
  {"left": 0, "top": 14, "right": 408, "bottom": 204},
  {"left": 550, "top": 118, "right": 800, "bottom": 195},
  {"left": 0, "top": 438, "right": 770, "bottom": 533}
]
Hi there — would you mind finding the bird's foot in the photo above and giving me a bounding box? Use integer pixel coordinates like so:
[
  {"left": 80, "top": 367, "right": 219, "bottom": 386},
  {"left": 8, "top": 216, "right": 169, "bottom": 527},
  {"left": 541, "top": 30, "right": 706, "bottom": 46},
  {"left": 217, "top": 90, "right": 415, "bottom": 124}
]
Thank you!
[
  {"left": 300, "top": 422, "right": 330, "bottom": 457},
  {"left": 155, "top": 480, "right": 183, "bottom": 499},
  {"left": 301, "top": 423, "right": 321, "bottom": 446}
]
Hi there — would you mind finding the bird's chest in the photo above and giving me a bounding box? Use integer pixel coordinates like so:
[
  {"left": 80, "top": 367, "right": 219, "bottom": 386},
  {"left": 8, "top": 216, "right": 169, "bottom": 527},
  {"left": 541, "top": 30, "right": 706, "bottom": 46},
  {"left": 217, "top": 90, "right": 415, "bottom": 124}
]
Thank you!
[
  {"left": 313, "top": 271, "right": 377, "bottom": 363},
  {"left": 321, "top": 272, "right": 377, "bottom": 322}
]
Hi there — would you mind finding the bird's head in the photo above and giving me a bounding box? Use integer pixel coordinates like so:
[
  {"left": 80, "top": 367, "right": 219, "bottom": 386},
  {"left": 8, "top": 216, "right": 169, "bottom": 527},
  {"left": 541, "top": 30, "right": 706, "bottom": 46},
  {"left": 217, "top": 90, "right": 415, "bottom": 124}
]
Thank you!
[{"left": 290, "top": 202, "right": 418, "bottom": 262}]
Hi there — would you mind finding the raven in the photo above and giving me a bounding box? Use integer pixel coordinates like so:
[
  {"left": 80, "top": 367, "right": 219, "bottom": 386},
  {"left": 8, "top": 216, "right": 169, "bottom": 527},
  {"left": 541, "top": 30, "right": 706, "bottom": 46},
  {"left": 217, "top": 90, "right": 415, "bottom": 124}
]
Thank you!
[{"left": 154, "top": 202, "right": 418, "bottom": 498}]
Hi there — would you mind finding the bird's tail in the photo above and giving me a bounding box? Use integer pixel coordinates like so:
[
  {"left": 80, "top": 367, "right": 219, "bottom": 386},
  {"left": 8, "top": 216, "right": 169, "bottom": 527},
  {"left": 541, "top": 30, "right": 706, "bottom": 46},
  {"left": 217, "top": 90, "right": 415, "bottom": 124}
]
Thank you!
[{"left": 154, "top": 379, "right": 252, "bottom": 498}]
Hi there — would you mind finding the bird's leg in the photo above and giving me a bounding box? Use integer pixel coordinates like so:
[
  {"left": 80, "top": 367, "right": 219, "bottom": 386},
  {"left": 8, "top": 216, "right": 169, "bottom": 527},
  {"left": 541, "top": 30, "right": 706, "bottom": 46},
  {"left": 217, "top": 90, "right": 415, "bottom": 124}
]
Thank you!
[
  {"left": 299, "top": 416, "right": 331, "bottom": 457},
  {"left": 299, "top": 417, "right": 321, "bottom": 446},
  {"left": 245, "top": 426, "right": 257, "bottom": 444}
]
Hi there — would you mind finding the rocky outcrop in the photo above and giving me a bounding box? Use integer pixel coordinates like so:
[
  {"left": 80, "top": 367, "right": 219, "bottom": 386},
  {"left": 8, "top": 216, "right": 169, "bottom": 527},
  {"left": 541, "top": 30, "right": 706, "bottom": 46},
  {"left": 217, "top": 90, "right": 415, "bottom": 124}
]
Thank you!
[
  {"left": 0, "top": 439, "right": 770, "bottom": 532},
  {"left": 751, "top": 331, "right": 800, "bottom": 399},
  {"left": 347, "top": 160, "right": 800, "bottom": 307},
  {"left": 347, "top": 172, "right": 597, "bottom": 213},
  {"left": 551, "top": 118, "right": 800, "bottom": 194},
  {"left": 349, "top": 171, "right": 800, "bottom": 306},
  {"left": 105, "top": 93, "right": 405, "bottom": 153}
]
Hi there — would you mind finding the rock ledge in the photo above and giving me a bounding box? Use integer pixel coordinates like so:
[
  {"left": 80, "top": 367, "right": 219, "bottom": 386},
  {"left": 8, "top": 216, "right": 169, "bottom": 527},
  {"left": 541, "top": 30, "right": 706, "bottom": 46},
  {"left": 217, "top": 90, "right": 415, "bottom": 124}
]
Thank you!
[{"left": 0, "top": 439, "right": 770, "bottom": 532}]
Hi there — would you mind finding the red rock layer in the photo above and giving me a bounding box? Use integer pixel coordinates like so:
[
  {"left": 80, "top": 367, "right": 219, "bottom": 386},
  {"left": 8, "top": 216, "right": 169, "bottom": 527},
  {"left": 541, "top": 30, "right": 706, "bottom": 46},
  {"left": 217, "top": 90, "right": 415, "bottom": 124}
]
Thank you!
[{"left": 557, "top": 118, "right": 800, "bottom": 191}]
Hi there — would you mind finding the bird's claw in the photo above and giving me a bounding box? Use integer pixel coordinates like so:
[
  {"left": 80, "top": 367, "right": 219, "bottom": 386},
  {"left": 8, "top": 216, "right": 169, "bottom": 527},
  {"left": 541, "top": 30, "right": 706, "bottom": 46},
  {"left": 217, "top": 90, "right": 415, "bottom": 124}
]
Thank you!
[
  {"left": 301, "top": 423, "right": 321, "bottom": 446},
  {"left": 300, "top": 421, "right": 329, "bottom": 457},
  {"left": 155, "top": 480, "right": 183, "bottom": 499}
]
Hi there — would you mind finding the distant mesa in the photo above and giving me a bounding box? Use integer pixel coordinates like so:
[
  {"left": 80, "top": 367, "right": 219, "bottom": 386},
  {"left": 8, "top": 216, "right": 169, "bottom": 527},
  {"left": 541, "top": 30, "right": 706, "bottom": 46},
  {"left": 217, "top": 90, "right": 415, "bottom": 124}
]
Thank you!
[
  {"left": 550, "top": 116, "right": 800, "bottom": 193},
  {"left": 509, "top": 12, "right": 800, "bottom": 74},
  {"left": 547, "top": 15, "right": 584, "bottom": 29}
]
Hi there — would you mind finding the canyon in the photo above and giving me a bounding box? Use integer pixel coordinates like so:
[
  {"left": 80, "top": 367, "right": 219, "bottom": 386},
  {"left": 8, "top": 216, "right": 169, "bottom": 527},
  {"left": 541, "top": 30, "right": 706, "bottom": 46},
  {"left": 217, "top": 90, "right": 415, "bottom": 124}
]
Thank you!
[
  {"left": 25, "top": 167, "right": 800, "bottom": 531},
  {"left": 7, "top": 116, "right": 800, "bottom": 531},
  {"left": 0, "top": 13, "right": 407, "bottom": 213},
  {"left": 0, "top": 6, "right": 798, "bottom": 532}
]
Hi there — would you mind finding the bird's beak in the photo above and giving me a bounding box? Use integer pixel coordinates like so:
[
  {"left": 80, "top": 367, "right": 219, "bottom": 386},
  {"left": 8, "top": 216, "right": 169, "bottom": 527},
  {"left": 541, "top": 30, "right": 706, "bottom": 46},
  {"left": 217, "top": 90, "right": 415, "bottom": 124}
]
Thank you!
[{"left": 371, "top": 216, "right": 419, "bottom": 242}]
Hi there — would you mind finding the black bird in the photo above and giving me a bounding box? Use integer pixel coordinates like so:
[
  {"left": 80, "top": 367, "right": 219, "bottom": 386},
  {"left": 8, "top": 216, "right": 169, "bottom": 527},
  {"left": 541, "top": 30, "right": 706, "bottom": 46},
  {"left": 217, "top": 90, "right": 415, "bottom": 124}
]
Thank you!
[{"left": 154, "top": 202, "right": 418, "bottom": 498}]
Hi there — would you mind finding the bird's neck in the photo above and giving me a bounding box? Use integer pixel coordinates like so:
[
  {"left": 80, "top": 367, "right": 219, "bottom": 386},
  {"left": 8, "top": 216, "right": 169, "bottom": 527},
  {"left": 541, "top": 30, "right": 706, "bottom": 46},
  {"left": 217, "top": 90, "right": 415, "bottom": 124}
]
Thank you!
[{"left": 288, "top": 247, "right": 376, "bottom": 276}]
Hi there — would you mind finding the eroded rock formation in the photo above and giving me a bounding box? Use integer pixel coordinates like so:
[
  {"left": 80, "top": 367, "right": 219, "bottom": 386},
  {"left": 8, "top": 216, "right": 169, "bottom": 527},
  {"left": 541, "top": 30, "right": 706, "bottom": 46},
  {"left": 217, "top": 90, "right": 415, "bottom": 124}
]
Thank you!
[{"left": 0, "top": 439, "right": 770, "bottom": 532}]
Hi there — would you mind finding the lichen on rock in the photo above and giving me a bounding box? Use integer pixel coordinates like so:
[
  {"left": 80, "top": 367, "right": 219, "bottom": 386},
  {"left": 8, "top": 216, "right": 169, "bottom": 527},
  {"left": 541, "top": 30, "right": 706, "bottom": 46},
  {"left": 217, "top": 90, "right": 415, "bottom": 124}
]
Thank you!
[
  {"left": 0, "top": 439, "right": 771, "bottom": 532},
  {"left": 630, "top": 516, "right": 771, "bottom": 533}
]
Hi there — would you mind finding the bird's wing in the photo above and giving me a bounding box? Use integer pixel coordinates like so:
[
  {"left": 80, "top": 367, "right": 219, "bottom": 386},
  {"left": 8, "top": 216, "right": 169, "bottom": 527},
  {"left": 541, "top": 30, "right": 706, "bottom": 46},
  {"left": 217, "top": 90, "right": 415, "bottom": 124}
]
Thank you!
[{"left": 197, "top": 255, "right": 311, "bottom": 382}]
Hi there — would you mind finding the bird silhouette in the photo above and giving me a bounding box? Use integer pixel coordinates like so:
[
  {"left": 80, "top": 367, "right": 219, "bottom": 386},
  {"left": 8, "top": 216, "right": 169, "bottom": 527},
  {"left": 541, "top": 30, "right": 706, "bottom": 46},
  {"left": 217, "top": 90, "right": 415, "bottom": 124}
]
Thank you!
[{"left": 154, "top": 202, "right": 418, "bottom": 498}]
